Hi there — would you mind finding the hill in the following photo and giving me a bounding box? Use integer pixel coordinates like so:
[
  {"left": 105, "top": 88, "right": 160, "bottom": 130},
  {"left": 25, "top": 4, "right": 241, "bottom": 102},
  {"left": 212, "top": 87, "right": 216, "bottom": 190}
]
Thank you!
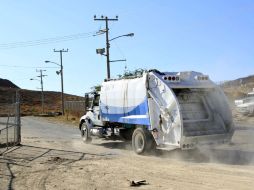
[
  {"left": 221, "top": 75, "right": 254, "bottom": 101},
  {"left": 0, "top": 78, "right": 84, "bottom": 116},
  {"left": 0, "top": 78, "right": 20, "bottom": 89},
  {"left": 0, "top": 87, "right": 85, "bottom": 116}
]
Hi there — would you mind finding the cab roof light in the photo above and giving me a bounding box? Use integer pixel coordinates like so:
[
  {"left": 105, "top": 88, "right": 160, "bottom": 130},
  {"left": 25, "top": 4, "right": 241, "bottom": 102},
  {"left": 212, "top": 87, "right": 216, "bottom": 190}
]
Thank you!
[
  {"left": 163, "top": 75, "right": 180, "bottom": 82},
  {"left": 195, "top": 75, "right": 209, "bottom": 81}
]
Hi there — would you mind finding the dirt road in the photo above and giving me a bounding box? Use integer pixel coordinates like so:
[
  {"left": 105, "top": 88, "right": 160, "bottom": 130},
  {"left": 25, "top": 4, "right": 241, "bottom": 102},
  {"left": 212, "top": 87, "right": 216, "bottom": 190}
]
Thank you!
[{"left": 1, "top": 116, "right": 254, "bottom": 190}]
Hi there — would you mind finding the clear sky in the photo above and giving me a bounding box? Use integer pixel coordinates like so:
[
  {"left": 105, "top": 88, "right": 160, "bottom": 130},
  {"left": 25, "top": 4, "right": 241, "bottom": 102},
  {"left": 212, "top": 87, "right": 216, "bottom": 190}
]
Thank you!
[{"left": 0, "top": 0, "right": 254, "bottom": 96}]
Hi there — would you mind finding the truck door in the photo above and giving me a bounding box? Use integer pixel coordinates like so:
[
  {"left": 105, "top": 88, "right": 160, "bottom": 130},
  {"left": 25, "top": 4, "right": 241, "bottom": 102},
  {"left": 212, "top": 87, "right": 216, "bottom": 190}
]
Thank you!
[{"left": 92, "top": 94, "right": 102, "bottom": 126}]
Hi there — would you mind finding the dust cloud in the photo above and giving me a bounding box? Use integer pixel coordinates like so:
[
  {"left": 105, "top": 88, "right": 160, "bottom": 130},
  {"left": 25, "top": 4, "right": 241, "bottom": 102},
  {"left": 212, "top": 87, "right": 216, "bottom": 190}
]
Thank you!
[{"left": 151, "top": 131, "right": 254, "bottom": 166}]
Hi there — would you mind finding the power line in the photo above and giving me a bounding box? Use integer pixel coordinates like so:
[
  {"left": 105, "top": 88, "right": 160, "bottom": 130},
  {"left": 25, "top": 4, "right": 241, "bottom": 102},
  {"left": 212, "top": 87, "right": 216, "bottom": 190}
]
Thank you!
[
  {"left": 111, "top": 40, "right": 128, "bottom": 73},
  {"left": 0, "top": 32, "right": 94, "bottom": 47},
  {"left": 112, "top": 40, "right": 126, "bottom": 59},
  {"left": 0, "top": 31, "right": 96, "bottom": 50},
  {"left": 0, "top": 64, "right": 57, "bottom": 69}
]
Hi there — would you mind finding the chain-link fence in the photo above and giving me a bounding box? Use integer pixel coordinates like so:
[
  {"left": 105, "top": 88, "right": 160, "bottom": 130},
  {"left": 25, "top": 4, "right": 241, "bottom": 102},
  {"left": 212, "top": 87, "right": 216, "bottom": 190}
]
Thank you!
[
  {"left": 65, "top": 101, "right": 87, "bottom": 119},
  {"left": 0, "top": 93, "right": 21, "bottom": 155}
]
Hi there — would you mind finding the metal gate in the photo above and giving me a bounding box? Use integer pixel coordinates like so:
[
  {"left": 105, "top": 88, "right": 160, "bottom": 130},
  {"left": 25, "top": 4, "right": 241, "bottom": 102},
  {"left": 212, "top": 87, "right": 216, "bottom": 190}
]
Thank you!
[{"left": 0, "top": 93, "right": 21, "bottom": 155}]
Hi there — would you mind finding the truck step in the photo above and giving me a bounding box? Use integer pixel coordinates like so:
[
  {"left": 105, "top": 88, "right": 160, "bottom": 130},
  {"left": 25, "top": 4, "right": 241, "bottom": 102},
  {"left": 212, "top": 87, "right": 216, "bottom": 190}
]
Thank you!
[{"left": 156, "top": 145, "right": 179, "bottom": 151}]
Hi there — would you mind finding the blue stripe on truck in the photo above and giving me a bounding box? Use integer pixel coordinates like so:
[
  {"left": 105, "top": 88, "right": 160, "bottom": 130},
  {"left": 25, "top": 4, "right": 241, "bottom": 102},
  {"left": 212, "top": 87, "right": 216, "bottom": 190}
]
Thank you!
[{"left": 100, "top": 99, "right": 150, "bottom": 126}]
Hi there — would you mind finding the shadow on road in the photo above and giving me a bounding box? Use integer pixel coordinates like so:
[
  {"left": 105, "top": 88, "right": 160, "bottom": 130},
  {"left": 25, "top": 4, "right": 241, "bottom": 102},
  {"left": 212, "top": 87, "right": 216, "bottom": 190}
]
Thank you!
[{"left": 96, "top": 140, "right": 132, "bottom": 151}]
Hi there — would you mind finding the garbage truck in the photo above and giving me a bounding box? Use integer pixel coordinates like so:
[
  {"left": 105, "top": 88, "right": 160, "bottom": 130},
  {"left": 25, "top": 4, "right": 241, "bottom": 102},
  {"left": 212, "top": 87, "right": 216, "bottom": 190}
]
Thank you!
[{"left": 79, "top": 70, "right": 234, "bottom": 154}]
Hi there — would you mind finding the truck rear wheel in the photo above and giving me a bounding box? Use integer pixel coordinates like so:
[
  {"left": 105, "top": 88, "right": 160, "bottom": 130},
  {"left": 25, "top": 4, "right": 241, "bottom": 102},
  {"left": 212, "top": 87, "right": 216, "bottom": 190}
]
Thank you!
[
  {"left": 81, "top": 122, "right": 92, "bottom": 143},
  {"left": 132, "top": 127, "right": 154, "bottom": 154}
]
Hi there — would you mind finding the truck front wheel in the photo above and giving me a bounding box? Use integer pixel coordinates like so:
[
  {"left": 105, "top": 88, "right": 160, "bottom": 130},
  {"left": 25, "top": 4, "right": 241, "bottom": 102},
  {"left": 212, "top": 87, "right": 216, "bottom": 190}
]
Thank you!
[
  {"left": 81, "top": 122, "right": 92, "bottom": 143},
  {"left": 132, "top": 127, "right": 154, "bottom": 154}
]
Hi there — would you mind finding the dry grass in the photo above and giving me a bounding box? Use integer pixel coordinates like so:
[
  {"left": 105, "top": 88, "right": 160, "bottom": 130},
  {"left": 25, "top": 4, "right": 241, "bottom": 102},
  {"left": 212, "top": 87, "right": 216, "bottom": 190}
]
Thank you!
[{"left": 42, "top": 114, "right": 80, "bottom": 127}]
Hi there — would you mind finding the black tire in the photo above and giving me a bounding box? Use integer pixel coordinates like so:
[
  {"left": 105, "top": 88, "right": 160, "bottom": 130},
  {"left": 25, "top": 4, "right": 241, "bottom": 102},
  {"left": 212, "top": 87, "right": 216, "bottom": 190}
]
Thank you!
[
  {"left": 81, "top": 122, "right": 92, "bottom": 143},
  {"left": 132, "top": 127, "right": 154, "bottom": 154}
]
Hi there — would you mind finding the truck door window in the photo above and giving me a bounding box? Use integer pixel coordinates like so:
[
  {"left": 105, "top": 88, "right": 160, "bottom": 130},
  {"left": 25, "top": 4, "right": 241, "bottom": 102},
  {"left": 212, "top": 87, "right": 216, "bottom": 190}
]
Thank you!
[{"left": 93, "top": 95, "right": 100, "bottom": 107}]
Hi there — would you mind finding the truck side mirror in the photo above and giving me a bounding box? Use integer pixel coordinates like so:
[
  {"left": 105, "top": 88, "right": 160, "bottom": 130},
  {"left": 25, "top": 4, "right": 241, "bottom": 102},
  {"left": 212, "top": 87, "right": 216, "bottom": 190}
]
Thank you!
[{"left": 85, "top": 93, "right": 89, "bottom": 110}]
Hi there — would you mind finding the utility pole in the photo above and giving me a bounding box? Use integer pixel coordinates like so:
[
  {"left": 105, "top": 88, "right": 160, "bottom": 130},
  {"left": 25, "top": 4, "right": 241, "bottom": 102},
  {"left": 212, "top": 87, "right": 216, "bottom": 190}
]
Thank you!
[
  {"left": 34, "top": 69, "right": 47, "bottom": 113},
  {"left": 94, "top": 15, "right": 118, "bottom": 79},
  {"left": 53, "top": 48, "right": 68, "bottom": 115}
]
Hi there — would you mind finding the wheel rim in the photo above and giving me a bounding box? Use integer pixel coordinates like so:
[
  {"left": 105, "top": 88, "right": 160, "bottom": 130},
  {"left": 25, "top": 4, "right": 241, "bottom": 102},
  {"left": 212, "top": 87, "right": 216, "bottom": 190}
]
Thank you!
[
  {"left": 134, "top": 133, "right": 145, "bottom": 152},
  {"left": 81, "top": 125, "right": 87, "bottom": 141}
]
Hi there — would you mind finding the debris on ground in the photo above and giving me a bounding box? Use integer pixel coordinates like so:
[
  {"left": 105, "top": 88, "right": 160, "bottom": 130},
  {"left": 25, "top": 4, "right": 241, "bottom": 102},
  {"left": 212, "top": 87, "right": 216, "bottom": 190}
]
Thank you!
[
  {"left": 47, "top": 156, "right": 70, "bottom": 164},
  {"left": 129, "top": 180, "right": 148, "bottom": 187}
]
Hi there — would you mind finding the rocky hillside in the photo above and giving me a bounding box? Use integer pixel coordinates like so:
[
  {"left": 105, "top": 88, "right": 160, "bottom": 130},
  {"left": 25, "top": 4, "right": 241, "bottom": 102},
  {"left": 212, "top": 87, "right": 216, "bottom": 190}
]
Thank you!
[
  {"left": 0, "top": 78, "right": 20, "bottom": 89},
  {"left": 0, "top": 78, "right": 84, "bottom": 115},
  {"left": 221, "top": 75, "right": 254, "bottom": 101}
]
